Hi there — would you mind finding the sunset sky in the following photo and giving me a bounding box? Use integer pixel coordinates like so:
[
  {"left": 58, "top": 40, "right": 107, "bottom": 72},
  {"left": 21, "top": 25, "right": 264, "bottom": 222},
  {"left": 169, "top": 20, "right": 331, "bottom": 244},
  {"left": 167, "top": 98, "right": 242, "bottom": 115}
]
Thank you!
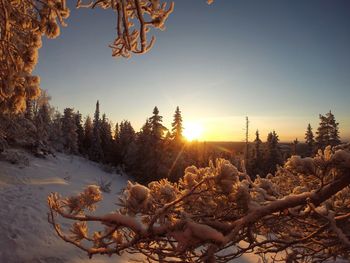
[{"left": 35, "top": 0, "right": 350, "bottom": 142}]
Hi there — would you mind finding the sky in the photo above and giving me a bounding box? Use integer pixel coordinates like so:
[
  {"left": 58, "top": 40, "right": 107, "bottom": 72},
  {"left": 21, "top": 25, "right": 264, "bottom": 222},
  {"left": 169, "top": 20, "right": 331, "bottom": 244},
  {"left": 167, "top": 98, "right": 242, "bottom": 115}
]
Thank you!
[{"left": 35, "top": 0, "right": 350, "bottom": 142}]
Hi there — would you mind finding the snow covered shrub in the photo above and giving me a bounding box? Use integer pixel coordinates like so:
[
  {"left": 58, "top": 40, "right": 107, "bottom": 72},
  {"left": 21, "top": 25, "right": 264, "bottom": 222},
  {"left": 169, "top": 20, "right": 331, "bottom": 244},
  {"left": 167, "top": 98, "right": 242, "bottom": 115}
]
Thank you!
[
  {"left": 48, "top": 144, "right": 350, "bottom": 262},
  {"left": 1, "top": 149, "right": 29, "bottom": 167},
  {"left": 96, "top": 176, "right": 112, "bottom": 193}
]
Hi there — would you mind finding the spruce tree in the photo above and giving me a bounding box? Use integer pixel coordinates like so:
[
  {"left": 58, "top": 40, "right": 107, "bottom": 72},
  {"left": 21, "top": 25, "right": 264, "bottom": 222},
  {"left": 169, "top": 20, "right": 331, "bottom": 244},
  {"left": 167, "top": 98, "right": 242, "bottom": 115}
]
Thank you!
[
  {"left": 50, "top": 111, "right": 64, "bottom": 151},
  {"left": 149, "top": 107, "right": 167, "bottom": 181},
  {"left": 265, "top": 130, "right": 282, "bottom": 174},
  {"left": 250, "top": 130, "right": 263, "bottom": 177},
  {"left": 83, "top": 116, "right": 93, "bottom": 155},
  {"left": 150, "top": 106, "right": 167, "bottom": 140},
  {"left": 90, "top": 100, "right": 103, "bottom": 162},
  {"left": 62, "top": 108, "right": 78, "bottom": 154},
  {"left": 34, "top": 103, "right": 51, "bottom": 144},
  {"left": 74, "top": 111, "right": 85, "bottom": 154},
  {"left": 171, "top": 106, "right": 183, "bottom": 142},
  {"left": 118, "top": 120, "right": 136, "bottom": 163},
  {"left": 127, "top": 120, "right": 153, "bottom": 182},
  {"left": 305, "top": 123, "right": 315, "bottom": 156},
  {"left": 100, "top": 114, "right": 113, "bottom": 163}
]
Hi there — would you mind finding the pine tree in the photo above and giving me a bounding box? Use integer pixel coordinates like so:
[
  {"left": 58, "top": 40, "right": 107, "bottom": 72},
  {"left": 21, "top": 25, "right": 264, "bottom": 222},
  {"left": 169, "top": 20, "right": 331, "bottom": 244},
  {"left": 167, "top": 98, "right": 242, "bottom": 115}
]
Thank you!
[
  {"left": 316, "top": 111, "right": 341, "bottom": 149},
  {"left": 74, "top": 111, "right": 85, "bottom": 154},
  {"left": 61, "top": 108, "right": 78, "bottom": 154},
  {"left": 90, "top": 100, "right": 103, "bottom": 162},
  {"left": 83, "top": 116, "right": 93, "bottom": 155},
  {"left": 326, "top": 111, "right": 341, "bottom": 147},
  {"left": 305, "top": 123, "right": 314, "bottom": 156},
  {"left": 171, "top": 106, "right": 183, "bottom": 142}
]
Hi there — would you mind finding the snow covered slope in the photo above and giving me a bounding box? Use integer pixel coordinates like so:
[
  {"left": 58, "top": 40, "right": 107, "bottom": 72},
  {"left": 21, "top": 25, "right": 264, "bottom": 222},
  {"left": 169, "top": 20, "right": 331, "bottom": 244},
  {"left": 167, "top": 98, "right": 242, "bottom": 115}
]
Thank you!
[
  {"left": 0, "top": 149, "right": 257, "bottom": 263},
  {"left": 0, "top": 150, "right": 136, "bottom": 263}
]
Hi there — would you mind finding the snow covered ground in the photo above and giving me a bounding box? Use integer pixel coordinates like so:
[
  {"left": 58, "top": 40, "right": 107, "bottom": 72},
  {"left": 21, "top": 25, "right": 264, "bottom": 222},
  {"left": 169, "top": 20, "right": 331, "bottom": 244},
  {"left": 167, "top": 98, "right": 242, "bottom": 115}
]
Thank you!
[{"left": 0, "top": 149, "right": 257, "bottom": 263}]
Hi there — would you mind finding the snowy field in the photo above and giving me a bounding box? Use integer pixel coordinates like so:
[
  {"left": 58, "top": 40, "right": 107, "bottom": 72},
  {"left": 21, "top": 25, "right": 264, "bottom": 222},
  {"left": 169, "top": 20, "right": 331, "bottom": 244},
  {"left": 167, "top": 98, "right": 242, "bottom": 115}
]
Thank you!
[{"left": 0, "top": 149, "right": 257, "bottom": 263}]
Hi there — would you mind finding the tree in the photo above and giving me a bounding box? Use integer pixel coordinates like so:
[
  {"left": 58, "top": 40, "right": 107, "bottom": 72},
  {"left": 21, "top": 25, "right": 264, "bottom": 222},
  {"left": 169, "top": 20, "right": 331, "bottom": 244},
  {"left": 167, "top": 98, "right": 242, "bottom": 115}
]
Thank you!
[
  {"left": 34, "top": 103, "right": 51, "bottom": 144},
  {"left": 61, "top": 108, "right": 78, "bottom": 154},
  {"left": 250, "top": 130, "right": 263, "bottom": 178},
  {"left": 119, "top": 121, "right": 136, "bottom": 158},
  {"left": 292, "top": 138, "right": 299, "bottom": 155},
  {"left": 90, "top": 100, "right": 103, "bottom": 162},
  {"left": 316, "top": 111, "right": 341, "bottom": 149},
  {"left": 74, "top": 111, "right": 85, "bottom": 154},
  {"left": 50, "top": 111, "right": 64, "bottom": 151},
  {"left": 305, "top": 123, "right": 315, "bottom": 156},
  {"left": 83, "top": 116, "right": 93, "bottom": 155},
  {"left": 171, "top": 106, "right": 184, "bottom": 142},
  {"left": 327, "top": 111, "right": 341, "bottom": 147},
  {"left": 265, "top": 130, "right": 282, "bottom": 174},
  {"left": 150, "top": 106, "right": 167, "bottom": 141},
  {"left": 100, "top": 113, "right": 113, "bottom": 163},
  {"left": 48, "top": 144, "right": 350, "bottom": 263}
]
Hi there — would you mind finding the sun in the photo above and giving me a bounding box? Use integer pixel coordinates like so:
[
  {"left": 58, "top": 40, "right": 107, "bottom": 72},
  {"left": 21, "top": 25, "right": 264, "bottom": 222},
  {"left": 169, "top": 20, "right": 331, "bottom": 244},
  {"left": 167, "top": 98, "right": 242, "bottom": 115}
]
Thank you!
[{"left": 183, "top": 122, "right": 203, "bottom": 141}]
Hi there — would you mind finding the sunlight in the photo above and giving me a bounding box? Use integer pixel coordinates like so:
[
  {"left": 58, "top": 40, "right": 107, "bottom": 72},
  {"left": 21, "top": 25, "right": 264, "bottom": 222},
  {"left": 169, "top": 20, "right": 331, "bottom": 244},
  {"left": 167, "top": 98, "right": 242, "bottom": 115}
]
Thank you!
[{"left": 183, "top": 122, "right": 204, "bottom": 141}]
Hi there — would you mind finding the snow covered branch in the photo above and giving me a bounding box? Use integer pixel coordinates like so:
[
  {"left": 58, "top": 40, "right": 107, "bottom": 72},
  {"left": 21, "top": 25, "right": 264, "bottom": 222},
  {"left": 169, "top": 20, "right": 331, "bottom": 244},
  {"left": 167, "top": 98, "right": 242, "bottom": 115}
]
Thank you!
[{"left": 48, "top": 144, "right": 350, "bottom": 262}]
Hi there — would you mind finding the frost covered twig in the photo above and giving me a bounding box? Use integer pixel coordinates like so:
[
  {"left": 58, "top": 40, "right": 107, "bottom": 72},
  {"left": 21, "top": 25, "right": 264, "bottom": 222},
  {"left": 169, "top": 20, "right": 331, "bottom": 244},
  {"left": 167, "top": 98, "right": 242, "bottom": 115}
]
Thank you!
[{"left": 48, "top": 146, "right": 350, "bottom": 262}]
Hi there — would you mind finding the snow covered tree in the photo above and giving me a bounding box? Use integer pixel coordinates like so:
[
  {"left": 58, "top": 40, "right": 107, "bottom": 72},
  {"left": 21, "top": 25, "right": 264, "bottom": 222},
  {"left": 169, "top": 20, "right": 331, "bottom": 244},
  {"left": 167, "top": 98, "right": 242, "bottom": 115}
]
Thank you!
[
  {"left": 305, "top": 123, "right": 315, "bottom": 156},
  {"left": 74, "top": 111, "right": 85, "bottom": 154},
  {"left": 49, "top": 111, "right": 64, "bottom": 151},
  {"left": 0, "top": 0, "right": 175, "bottom": 114},
  {"left": 34, "top": 103, "right": 51, "bottom": 144},
  {"left": 90, "top": 101, "right": 103, "bottom": 162},
  {"left": 150, "top": 106, "right": 167, "bottom": 140},
  {"left": 61, "top": 108, "right": 78, "bottom": 154},
  {"left": 25, "top": 99, "right": 34, "bottom": 120},
  {"left": 83, "top": 116, "right": 93, "bottom": 155},
  {"left": 49, "top": 143, "right": 350, "bottom": 263},
  {"left": 100, "top": 113, "right": 113, "bottom": 163},
  {"left": 118, "top": 120, "right": 136, "bottom": 164},
  {"left": 0, "top": 1, "right": 66, "bottom": 113},
  {"left": 316, "top": 111, "right": 341, "bottom": 149}
]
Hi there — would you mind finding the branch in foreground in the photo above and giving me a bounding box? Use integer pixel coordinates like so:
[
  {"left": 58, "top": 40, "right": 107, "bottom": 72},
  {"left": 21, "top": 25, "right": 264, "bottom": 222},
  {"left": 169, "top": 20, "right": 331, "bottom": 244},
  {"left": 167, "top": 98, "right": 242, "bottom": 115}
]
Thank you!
[{"left": 48, "top": 145, "right": 350, "bottom": 262}]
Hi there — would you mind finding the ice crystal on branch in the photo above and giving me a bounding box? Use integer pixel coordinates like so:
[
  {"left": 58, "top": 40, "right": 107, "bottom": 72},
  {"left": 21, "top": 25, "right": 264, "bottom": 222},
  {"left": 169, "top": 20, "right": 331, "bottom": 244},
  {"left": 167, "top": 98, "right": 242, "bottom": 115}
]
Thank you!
[{"left": 48, "top": 145, "right": 350, "bottom": 262}]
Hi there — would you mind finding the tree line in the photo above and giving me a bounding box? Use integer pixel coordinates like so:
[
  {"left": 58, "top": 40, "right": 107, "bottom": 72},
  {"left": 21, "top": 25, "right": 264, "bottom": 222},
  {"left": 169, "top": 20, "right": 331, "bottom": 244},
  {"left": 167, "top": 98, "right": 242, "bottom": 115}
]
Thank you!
[{"left": 0, "top": 92, "right": 343, "bottom": 183}]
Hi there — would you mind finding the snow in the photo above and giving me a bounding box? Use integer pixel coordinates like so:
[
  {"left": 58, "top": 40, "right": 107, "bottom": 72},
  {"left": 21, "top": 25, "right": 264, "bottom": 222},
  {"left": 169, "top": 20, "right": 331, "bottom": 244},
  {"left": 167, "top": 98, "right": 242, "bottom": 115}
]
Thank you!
[
  {"left": 0, "top": 150, "right": 138, "bottom": 263},
  {"left": 0, "top": 149, "right": 258, "bottom": 262}
]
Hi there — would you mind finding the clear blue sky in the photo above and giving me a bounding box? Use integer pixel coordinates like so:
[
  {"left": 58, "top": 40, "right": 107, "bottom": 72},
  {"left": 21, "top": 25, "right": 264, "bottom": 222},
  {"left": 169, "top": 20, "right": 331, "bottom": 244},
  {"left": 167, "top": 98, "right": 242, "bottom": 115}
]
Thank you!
[{"left": 35, "top": 0, "right": 350, "bottom": 141}]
